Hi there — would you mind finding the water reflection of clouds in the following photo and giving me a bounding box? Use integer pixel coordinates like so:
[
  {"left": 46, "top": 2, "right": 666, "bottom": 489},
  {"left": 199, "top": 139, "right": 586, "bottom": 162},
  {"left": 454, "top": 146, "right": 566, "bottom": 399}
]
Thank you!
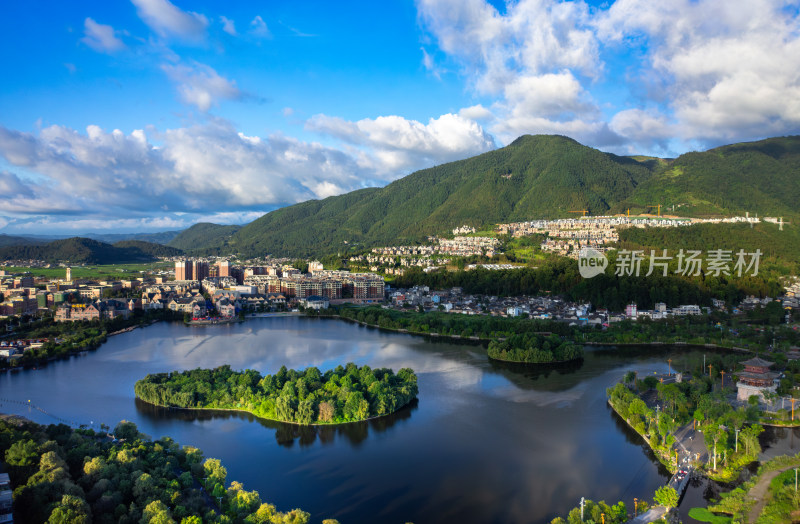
[{"left": 486, "top": 383, "right": 587, "bottom": 407}]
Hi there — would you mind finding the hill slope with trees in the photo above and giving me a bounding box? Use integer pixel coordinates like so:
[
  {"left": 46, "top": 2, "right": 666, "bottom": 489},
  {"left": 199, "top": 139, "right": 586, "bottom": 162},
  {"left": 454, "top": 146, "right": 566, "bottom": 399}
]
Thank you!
[
  {"left": 0, "top": 237, "right": 181, "bottom": 264},
  {"left": 141, "top": 134, "right": 800, "bottom": 258}
]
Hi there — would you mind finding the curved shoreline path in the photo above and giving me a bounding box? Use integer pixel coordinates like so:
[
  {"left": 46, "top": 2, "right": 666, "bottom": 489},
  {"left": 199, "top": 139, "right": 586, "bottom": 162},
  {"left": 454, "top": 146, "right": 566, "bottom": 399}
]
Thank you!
[{"left": 746, "top": 465, "right": 799, "bottom": 523}]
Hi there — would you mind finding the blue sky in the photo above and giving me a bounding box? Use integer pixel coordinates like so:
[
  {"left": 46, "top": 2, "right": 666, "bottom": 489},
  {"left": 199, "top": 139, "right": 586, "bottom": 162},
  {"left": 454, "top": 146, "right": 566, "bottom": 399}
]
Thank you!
[{"left": 1, "top": 0, "right": 799, "bottom": 235}]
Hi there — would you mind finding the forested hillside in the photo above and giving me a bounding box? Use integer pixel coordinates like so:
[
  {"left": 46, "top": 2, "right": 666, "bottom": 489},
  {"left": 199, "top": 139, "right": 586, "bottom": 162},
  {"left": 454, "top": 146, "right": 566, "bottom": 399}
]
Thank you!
[
  {"left": 0, "top": 237, "right": 178, "bottom": 264},
  {"left": 182, "top": 134, "right": 800, "bottom": 258},
  {"left": 167, "top": 223, "right": 241, "bottom": 253},
  {"left": 228, "top": 135, "right": 653, "bottom": 257}
]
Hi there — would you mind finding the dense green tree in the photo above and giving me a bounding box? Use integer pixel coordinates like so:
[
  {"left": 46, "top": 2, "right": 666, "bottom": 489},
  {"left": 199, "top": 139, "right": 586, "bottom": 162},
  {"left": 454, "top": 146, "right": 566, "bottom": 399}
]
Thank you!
[
  {"left": 5, "top": 438, "right": 38, "bottom": 466},
  {"left": 653, "top": 486, "right": 679, "bottom": 508}
]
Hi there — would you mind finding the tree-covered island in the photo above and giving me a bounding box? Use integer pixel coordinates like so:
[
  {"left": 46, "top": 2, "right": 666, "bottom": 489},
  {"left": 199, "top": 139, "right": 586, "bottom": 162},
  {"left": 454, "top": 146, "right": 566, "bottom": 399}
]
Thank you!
[
  {"left": 487, "top": 333, "right": 583, "bottom": 364},
  {"left": 134, "top": 363, "right": 418, "bottom": 425}
]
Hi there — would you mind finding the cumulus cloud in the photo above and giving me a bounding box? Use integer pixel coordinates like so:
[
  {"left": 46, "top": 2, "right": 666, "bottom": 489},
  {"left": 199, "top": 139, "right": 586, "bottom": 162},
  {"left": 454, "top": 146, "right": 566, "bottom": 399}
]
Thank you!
[
  {"left": 0, "top": 171, "right": 85, "bottom": 215},
  {"left": 131, "top": 0, "right": 208, "bottom": 41},
  {"left": 161, "top": 62, "right": 242, "bottom": 111},
  {"left": 306, "top": 112, "right": 496, "bottom": 174},
  {"left": 219, "top": 15, "right": 237, "bottom": 36},
  {"left": 81, "top": 18, "right": 126, "bottom": 53},
  {"left": 596, "top": 0, "right": 800, "bottom": 144},
  {"left": 418, "top": 0, "right": 800, "bottom": 152},
  {"left": 417, "top": 0, "right": 605, "bottom": 145},
  {"left": 459, "top": 104, "right": 494, "bottom": 122},
  {"left": 0, "top": 120, "right": 376, "bottom": 224}
]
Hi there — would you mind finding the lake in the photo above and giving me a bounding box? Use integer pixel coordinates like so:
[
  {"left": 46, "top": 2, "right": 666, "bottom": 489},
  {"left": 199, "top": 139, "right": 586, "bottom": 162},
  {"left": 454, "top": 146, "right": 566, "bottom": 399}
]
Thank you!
[{"left": 0, "top": 317, "right": 760, "bottom": 523}]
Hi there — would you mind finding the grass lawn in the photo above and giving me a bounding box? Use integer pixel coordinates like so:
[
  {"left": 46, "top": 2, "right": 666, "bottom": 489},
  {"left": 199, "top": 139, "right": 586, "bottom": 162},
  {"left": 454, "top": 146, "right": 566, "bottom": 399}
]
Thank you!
[
  {"left": 2, "top": 263, "right": 172, "bottom": 280},
  {"left": 688, "top": 507, "right": 732, "bottom": 523}
]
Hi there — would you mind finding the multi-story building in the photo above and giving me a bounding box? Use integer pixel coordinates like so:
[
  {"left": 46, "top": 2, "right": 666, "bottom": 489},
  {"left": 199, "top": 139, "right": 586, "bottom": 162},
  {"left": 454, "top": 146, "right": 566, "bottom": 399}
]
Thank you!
[
  {"left": 175, "top": 260, "right": 192, "bottom": 281},
  {"left": 191, "top": 261, "right": 209, "bottom": 282}
]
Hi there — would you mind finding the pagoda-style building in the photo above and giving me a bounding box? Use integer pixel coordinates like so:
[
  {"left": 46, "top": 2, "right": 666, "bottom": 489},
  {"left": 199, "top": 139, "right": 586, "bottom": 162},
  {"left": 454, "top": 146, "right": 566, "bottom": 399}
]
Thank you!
[{"left": 736, "top": 356, "right": 780, "bottom": 401}]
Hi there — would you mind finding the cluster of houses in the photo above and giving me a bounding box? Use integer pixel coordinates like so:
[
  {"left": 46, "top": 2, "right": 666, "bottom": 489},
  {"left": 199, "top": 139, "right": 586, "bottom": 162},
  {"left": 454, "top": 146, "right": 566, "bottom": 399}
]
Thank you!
[
  {"left": 370, "top": 236, "right": 500, "bottom": 259},
  {"left": 387, "top": 285, "right": 720, "bottom": 327},
  {"left": 0, "top": 338, "right": 53, "bottom": 359}
]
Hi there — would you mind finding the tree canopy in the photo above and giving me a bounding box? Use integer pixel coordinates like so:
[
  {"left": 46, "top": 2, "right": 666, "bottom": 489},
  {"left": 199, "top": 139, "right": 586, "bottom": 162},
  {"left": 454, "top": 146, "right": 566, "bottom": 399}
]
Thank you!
[{"left": 135, "top": 364, "right": 418, "bottom": 425}]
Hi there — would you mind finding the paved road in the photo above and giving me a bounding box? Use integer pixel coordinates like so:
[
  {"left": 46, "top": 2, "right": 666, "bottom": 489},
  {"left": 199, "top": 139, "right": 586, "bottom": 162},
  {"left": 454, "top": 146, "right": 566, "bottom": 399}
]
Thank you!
[
  {"left": 630, "top": 506, "right": 668, "bottom": 523},
  {"left": 673, "top": 423, "right": 708, "bottom": 466}
]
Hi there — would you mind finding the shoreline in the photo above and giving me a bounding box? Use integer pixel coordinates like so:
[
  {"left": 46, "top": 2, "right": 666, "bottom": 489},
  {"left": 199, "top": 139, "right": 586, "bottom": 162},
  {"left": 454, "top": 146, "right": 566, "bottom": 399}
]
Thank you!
[
  {"left": 586, "top": 341, "right": 752, "bottom": 352},
  {"left": 607, "top": 397, "right": 680, "bottom": 474},
  {"left": 307, "top": 313, "right": 755, "bottom": 354},
  {"left": 134, "top": 397, "right": 416, "bottom": 427},
  {"left": 486, "top": 354, "right": 583, "bottom": 366},
  {"left": 305, "top": 313, "right": 493, "bottom": 343}
]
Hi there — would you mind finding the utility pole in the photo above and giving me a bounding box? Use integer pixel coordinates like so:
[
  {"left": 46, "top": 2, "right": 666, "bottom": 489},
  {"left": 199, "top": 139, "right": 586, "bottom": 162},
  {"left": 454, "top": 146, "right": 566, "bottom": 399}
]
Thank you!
[{"left": 720, "top": 370, "right": 725, "bottom": 392}]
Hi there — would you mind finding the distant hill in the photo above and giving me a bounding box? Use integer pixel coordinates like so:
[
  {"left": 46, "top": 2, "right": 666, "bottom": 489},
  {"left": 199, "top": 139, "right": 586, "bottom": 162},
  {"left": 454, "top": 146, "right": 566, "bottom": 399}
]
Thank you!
[
  {"left": 0, "top": 238, "right": 178, "bottom": 264},
  {"left": 167, "top": 223, "right": 241, "bottom": 252},
  {"left": 86, "top": 230, "right": 182, "bottom": 245},
  {"left": 0, "top": 234, "right": 45, "bottom": 247},
  {"left": 112, "top": 240, "right": 183, "bottom": 258}
]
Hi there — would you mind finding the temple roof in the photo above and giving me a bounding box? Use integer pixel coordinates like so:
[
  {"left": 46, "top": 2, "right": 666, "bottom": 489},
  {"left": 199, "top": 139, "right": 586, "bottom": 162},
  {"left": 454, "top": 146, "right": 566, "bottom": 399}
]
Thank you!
[{"left": 740, "top": 356, "right": 775, "bottom": 368}]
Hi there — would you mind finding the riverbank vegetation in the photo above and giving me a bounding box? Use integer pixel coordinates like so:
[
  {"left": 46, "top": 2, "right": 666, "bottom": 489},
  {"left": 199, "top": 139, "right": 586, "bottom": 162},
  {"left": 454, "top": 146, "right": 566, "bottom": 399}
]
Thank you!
[
  {"left": 487, "top": 333, "right": 583, "bottom": 364},
  {"left": 324, "top": 305, "right": 571, "bottom": 339},
  {"left": 0, "top": 416, "right": 326, "bottom": 523},
  {"left": 135, "top": 363, "right": 418, "bottom": 425},
  {"left": 702, "top": 453, "right": 800, "bottom": 522},
  {"left": 584, "top": 313, "right": 798, "bottom": 350},
  {"left": 0, "top": 309, "right": 182, "bottom": 370},
  {"left": 607, "top": 377, "right": 764, "bottom": 481}
]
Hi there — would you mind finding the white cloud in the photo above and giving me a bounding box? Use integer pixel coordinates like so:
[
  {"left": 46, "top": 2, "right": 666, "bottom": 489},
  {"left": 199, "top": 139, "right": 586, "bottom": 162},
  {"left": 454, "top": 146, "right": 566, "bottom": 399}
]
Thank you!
[
  {"left": 0, "top": 120, "right": 375, "bottom": 221},
  {"left": 306, "top": 112, "right": 496, "bottom": 174},
  {"left": 81, "top": 17, "right": 126, "bottom": 53},
  {"left": 596, "top": 0, "right": 800, "bottom": 144},
  {"left": 417, "top": 0, "right": 605, "bottom": 146},
  {"left": 418, "top": 0, "right": 800, "bottom": 152},
  {"left": 458, "top": 104, "right": 494, "bottom": 122},
  {"left": 610, "top": 109, "right": 672, "bottom": 142},
  {"left": 161, "top": 62, "right": 242, "bottom": 111},
  {"left": 420, "top": 47, "right": 442, "bottom": 79},
  {"left": 131, "top": 0, "right": 208, "bottom": 41},
  {"left": 219, "top": 15, "right": 237, "bottom": 36},
  {"left": 250, "top": 15, "right": 271, "bottom": 38}
]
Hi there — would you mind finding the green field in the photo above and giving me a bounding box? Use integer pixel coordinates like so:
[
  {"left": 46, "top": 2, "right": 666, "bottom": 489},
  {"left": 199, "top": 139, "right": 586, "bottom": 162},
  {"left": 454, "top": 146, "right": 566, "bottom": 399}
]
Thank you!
[{"left": 1, "top": 262, "right": 171, "bottom": 280}]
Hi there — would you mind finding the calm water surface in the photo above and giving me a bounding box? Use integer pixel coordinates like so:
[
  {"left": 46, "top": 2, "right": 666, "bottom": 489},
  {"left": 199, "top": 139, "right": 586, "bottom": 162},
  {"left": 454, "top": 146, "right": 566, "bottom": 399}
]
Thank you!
[{"left": 1, "top": 317, "right": 721, "bottom": 523}]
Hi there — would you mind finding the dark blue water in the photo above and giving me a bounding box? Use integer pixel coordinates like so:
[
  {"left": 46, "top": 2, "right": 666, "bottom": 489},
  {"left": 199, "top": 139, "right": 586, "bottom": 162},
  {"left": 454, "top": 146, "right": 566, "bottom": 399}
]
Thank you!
[{"left": 1, "top": 317, "right": 689, "bottom": 523}]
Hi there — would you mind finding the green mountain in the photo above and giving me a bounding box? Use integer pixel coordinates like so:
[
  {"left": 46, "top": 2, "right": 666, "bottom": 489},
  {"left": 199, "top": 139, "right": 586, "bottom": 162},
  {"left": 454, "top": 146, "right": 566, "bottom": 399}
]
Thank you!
[
  {"left": 87, "top": 230, "right": 183, "bottom": 245},
  {"left": 176, "top": 134, "right": 800, "bottom": 258},
  {"left": 227, "top": 135, "right": 653, "bottom": 257},
  {"left": 167, "top": 223, "right": 241, "bottom": 252},
  {"left": 616, "top": 135, "right": 800, "bottom": 217},
  {"left": 0, "top": 238, "right": 181, "bottom": 264},
  {"left": 111, "top": 240, "right": 184, "bottom": 258}
]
